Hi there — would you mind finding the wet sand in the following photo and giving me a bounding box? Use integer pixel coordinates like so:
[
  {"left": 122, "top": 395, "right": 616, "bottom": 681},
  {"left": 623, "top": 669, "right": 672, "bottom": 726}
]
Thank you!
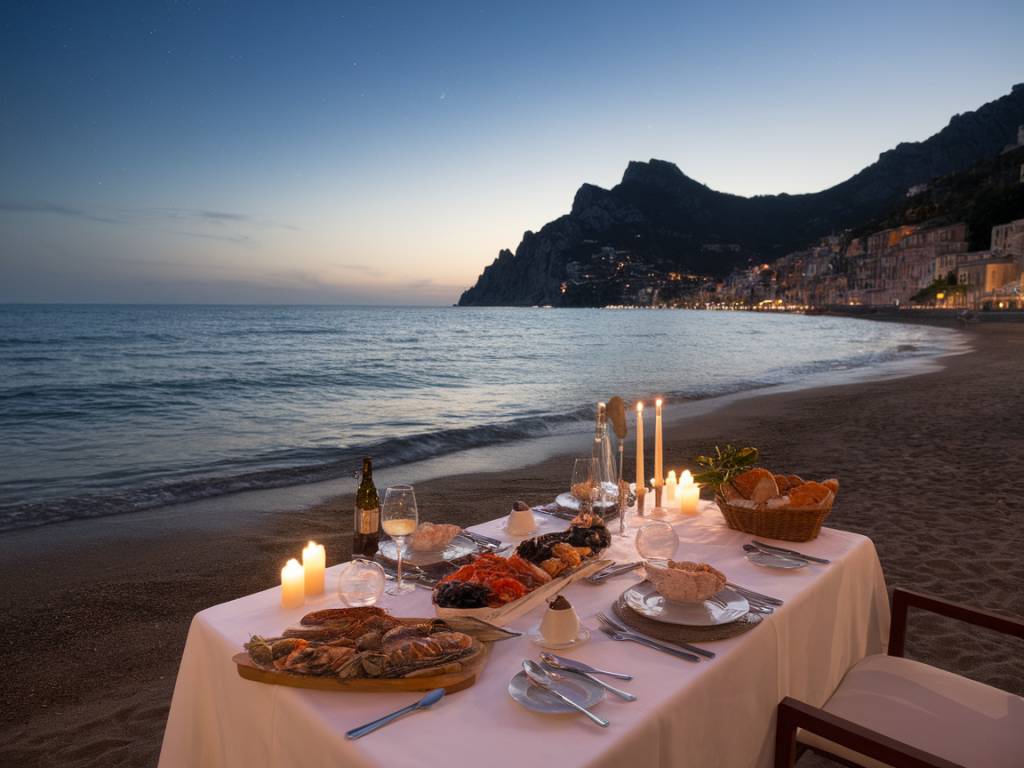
[{"left": 1, "top": 321, "right": 1022, "bottom": 767}]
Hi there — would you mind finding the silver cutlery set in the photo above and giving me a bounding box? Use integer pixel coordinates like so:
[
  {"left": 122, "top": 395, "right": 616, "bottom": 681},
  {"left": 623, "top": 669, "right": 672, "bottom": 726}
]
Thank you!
[{"left": 346, "top": 537, "right": 823, "bottom": 735}]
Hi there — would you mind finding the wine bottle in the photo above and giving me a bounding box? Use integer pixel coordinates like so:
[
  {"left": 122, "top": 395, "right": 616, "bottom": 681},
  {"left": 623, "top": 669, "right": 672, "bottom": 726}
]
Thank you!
[{"left": 352, "top": 457, "right": 381, "bottom": 558}]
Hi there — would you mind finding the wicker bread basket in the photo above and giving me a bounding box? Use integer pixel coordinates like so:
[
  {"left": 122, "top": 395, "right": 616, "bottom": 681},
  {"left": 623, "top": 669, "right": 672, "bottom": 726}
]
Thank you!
[{"left": 715, "top": 488, "right": 834, "bottom": 542}]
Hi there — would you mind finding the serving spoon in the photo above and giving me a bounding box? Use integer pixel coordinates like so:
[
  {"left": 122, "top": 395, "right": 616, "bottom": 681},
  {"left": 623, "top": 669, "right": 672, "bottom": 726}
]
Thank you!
[{"left": 522, "top": 660, "right": 609, "bottom": 727}]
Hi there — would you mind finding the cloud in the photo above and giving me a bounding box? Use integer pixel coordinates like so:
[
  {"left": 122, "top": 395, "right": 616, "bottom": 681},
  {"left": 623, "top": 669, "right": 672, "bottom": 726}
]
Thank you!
[
  {"left": 0, "top": 199, "right": 298, "bottom": 232},
  {"left": 140, "top": 207, "right": 299, "bottom": 231},
  {"left": 0, "top": 200, "right": 119, "bottom": 224},
  {"left": 172, "top": 230, "right": 251, "bottom": 244}
]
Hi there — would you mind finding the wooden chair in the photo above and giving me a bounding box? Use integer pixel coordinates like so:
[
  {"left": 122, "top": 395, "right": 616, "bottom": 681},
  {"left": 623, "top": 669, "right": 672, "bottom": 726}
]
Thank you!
[{"left": 775, "top": 588, "right": 1024, "bottom": 768}]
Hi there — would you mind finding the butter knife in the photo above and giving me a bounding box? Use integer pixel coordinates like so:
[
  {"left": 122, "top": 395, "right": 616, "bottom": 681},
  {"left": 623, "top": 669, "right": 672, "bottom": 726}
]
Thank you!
[
  {"left": 586, "top": 561, "right": 642, "bottom": 583},
  {"left": 751, "top": 540, "right": 830, "bottom": 564}
]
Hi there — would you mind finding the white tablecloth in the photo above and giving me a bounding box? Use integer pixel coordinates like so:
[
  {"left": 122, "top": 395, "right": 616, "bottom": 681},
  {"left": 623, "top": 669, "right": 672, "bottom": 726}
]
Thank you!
[{"left": 159, "top": 501, "right": 889, "bottom": 768}]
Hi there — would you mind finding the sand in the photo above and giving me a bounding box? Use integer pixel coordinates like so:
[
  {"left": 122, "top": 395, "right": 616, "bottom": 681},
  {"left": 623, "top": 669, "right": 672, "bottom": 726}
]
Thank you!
[{"left": 1, "top": 320, "right": 1022, "bottom": 767}]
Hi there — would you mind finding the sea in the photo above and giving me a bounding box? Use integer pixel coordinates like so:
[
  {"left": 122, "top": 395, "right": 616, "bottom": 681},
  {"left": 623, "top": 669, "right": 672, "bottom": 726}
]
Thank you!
[{"left": 0, "top": 304, "right": 959, "bottom": 532}]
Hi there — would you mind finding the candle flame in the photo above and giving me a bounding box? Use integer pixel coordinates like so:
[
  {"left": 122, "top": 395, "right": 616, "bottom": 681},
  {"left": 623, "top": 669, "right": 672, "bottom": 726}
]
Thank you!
[
  {"left": 655, "top": 398, "right": 663, "bottom": 407},
  {"left": 636, "top": 401, "right": 643, "bottom": 412},
  {"left": 681, "top": 469, "right": 693, "bottom": 484}
]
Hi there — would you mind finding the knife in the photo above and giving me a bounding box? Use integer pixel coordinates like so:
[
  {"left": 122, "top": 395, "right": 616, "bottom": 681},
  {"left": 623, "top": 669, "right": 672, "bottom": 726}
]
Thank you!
[
  {"left": 464, "top": 530, "right": 503, "bottom": 547},
  {"left": 751, "top": 540, "right": 831, "bottom": 564},
  {"left": 585, "top": 561, "right": 642, "bottom": 583}
]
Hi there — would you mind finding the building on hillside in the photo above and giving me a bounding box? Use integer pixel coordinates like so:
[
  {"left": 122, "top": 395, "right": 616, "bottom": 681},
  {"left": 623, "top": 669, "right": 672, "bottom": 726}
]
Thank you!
[
  {"left": 957, "top": 253, "right": 1022, "bottom": 309},
  {"left": 991, "top": 218, "right": 1024, "bottom": 259}
]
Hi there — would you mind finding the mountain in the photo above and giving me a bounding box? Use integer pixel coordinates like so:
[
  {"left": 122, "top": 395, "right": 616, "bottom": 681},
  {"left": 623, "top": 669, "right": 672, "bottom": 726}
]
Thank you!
[{"left": 459, "top": 84, "right": 1024, "bottom": 307}]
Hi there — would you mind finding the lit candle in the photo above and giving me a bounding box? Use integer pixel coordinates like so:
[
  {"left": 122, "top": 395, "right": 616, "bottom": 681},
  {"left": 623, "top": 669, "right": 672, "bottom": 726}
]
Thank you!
[
  {"left": 281, "top": 558, "right": 305, "bottom": 608},
  {"left": 654, "top": 398, "right": 664, "bottom": 505},
  {"left": 679, "top": 469, "right": 700, "bottom": 516},
  {"left": 302, "top": 540, "right": 326, "bottom": 596},
  {"left": 635, "top": 402, "right": 645, "bottom": 490},
  {"left": 664, "top": 469, "right": 678, "bottom": 507}
]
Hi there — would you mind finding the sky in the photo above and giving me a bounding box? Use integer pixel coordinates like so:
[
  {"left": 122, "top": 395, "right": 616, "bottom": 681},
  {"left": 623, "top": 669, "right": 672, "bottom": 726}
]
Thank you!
[{"left": 1, "top": 1, "right": 1022, "bottom": 305}]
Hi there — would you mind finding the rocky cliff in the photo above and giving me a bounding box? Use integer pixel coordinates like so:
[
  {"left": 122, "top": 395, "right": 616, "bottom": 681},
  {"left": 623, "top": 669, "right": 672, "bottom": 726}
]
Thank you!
[{"left": 458, "top": 84, "right": 1024, "bottom": 306}]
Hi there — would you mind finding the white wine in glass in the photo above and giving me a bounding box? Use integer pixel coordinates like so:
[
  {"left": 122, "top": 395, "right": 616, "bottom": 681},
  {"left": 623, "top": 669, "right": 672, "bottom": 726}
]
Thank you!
[{"left": 381, "top": 485, "right": 418, "bottom": 595}]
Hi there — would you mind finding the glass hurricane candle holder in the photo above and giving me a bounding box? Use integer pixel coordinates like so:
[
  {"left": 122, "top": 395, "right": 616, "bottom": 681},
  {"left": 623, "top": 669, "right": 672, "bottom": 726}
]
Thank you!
[{"left": 337, "top": 558, "right": 386, "bottom": 607}]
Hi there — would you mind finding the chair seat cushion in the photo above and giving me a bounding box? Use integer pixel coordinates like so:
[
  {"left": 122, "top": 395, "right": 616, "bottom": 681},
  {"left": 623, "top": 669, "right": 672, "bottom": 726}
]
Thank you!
[{"left": 798, "top": 654, "right": 1024, "bottom": 768}]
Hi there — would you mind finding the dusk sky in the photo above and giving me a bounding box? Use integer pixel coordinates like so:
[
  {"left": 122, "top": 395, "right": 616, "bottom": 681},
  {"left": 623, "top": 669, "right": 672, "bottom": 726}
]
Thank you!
[{"left": 2, "top": 1, "right": 1022, "bottom": 305}]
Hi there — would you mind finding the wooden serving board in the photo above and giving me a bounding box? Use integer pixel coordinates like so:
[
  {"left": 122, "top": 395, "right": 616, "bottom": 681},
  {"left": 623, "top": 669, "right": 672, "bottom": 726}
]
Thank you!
[
  {"left": 434, "top": 557, "right": 612, "bottom": 626},
  {"left": 233, "top": 640, "right": 489, "bottom": 694}
]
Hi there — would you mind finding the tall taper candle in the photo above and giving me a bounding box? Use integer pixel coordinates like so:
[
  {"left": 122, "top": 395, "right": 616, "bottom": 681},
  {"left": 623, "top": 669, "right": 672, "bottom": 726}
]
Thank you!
[
  {"left": 635, "top": 402, "right": 645, "bottom": 490},
  {"left": 654, "top": 398, "right": 664, "bottom": 505}
]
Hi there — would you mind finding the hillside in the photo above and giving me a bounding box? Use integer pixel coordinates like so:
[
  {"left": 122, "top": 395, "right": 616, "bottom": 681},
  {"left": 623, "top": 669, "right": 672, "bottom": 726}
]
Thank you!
[{"left": 459, "top": 84, "right": 1024, "bottom": 306}]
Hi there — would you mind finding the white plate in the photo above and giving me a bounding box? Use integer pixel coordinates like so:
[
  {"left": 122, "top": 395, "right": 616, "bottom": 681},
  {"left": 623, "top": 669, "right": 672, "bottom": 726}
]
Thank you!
[
  {"left": 623, "top": 582, "right": 749, "bottom": 626},
  {"left": 554, "top": 493, "right": 617, "bottom": 513},
  {"left": 746, "top": 550, "right": 807, "bottom": 570},
  {"left": 499, "top": 513, "right": 565, "bottom": 539},
  {"left": 508, "top": 669, "right": 605, "bottom": 714},
  {"left": 377, "top": 533, "right": 479, "bottom": 566},
  {"left": 528, "top": 626, "right": 591, "bottom": 650}
]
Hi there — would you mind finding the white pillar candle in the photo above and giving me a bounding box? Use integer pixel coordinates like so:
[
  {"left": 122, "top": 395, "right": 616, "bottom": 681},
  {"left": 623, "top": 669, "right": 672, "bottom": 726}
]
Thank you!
[
  {"left": 679, "top": 470, "right": 700, "bottom": 516},
  {"left": 664, "top": 470, "right": 678, "bottom": 507},
  {"left": 281, "top": 558, "right": 305, "bottom": 608},
  {"left": 302, "top": 540, "right": 326, "bottom": 596}
]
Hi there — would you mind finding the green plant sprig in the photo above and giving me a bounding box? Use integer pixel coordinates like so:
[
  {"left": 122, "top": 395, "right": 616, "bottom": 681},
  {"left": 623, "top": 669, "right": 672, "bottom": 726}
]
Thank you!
[{"left": 693, "top": 445, "right": 759, "bottom": 493}]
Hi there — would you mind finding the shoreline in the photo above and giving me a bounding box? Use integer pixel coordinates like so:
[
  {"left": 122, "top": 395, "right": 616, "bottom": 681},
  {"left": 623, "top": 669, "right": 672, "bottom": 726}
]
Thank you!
[
  {"left": 0, "top": 312, "right": 965, "bottom": 537},
  {"left": 3, "top": 321, "right": 1023, "bottom": 768}
]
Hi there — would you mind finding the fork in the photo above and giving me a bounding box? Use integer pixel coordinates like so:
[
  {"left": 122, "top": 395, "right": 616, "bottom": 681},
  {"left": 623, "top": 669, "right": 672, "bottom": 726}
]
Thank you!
[
  {"left": 594, "top": 616, "right": 700, "bottom": 662},
  {"left": 597, "top": 612, "right": 715, "bottom": 658}
]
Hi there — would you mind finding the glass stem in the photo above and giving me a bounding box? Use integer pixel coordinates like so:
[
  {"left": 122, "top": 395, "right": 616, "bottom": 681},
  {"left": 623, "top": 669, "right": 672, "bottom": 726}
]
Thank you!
[{"left": 396, "top": 540, "right": 404, "bottom": 591}]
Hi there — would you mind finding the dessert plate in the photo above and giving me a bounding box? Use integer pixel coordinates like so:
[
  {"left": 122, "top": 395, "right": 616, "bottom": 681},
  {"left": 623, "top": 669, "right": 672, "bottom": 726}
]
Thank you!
[
  {"left": 499, "top": 513, "right": 563, "bottom": 539},
  {"left": 377, "top": 534, "right": 478, "bottom": 566},
  {"left": 745, "top": 550, "right": 807, "bottom": 570},
  {"left": 623, "top": 582, "right": 749, "bottom": 626},
  {"left": 554, "top": 493, "right": 617, "bottom": 513},
  {"left": 528, "top": 626, "right": 591, "bottom": 650},
  {"left": 508, "top": 669, "right": 604, "bottom": 714}
]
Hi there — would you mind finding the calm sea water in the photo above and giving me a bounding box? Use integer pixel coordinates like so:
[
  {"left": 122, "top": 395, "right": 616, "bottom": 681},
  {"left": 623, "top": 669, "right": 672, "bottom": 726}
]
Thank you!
[{"left": 0, "top": 305, "right": 954, "bottom": 531}]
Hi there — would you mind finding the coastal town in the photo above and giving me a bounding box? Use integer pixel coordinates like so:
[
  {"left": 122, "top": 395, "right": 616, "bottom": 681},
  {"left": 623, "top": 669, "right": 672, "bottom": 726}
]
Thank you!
[{"left": 555, "top": 128, "right": 1024, "bottom": 313}]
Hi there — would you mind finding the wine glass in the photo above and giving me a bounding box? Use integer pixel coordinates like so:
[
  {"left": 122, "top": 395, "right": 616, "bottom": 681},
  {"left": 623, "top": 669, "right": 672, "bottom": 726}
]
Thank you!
[
  {"left": 570, "top": 457, "right": 599, "bottom": 514},
  {"left": 381, "top": 485, "right": 418, "bottom": 595}
]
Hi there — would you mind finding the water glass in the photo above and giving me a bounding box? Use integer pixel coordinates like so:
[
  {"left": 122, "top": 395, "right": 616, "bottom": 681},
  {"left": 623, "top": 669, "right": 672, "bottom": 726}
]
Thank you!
[
  {"left": 337, "top": 559, "right": 385, "bottom": 606},
  {"left": 636, "top": 520, "right": 680, "bottom": 561},
  {"left": 570, "top": 457, "right": 599, "bottom": 512}
]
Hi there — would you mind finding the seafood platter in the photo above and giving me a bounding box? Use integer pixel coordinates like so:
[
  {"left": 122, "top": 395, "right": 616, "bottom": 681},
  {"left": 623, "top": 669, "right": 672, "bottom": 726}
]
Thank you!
[
  {"left": 233, "top": 606, "right": 518, "bottom": 693},
  {"left": 432, "top": 511, "right": 613, "bottom": 625}
]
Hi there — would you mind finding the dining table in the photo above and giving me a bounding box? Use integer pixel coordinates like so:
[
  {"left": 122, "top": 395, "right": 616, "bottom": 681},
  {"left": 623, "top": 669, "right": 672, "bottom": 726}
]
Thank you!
[{"left": 158, "top": 499, "right": 890, "bottom": 768}]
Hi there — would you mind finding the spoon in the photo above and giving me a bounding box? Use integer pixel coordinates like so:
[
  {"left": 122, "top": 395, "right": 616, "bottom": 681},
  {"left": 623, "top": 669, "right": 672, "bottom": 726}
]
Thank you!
[
  {"left": 344, "top": 688, "right": 445, "bottom": 739},
  {"left": 539, "top": 654, "right": 636, "bottom": 701},
  {"left": 522, "top": 660, "right": 609, "bottom": 727},
  {"left": 538, "top": 651, "right": 633, "bottom": 680}
]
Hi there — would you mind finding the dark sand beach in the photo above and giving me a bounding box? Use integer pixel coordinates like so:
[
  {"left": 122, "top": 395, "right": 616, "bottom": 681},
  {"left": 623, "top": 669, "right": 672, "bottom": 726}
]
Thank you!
[{"left": 2, "top": 321, "right": 1022, "bottom": 767}]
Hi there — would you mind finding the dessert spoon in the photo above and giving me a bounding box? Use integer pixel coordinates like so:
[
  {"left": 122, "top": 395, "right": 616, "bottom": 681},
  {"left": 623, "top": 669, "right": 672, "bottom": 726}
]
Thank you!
[{"left": 539, "top": 654, "right": 636, "bottom": 701}]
